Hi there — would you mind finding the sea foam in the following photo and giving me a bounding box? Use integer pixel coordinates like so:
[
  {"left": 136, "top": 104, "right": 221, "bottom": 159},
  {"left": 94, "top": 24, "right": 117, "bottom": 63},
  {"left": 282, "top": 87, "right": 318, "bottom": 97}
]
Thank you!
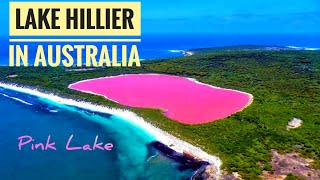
[
  {"left": 0, "top": 82, "right": 222, "bottom": 176},
  {"left": 0, "top": 92, "right": 33, "bottom": 106}
]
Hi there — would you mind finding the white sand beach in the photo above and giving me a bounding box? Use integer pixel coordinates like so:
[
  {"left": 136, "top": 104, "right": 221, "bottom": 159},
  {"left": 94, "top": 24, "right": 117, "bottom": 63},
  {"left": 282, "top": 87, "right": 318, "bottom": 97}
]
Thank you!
[{"left": 0, "top": 82, "right": 222, "bottom": 177}]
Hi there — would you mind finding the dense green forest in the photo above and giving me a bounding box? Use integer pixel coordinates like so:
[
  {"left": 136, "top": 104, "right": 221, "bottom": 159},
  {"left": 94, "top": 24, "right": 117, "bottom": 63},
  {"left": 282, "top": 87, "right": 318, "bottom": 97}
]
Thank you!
[{"left": 1, "top": 50, "right": 319, "bottom": 179}]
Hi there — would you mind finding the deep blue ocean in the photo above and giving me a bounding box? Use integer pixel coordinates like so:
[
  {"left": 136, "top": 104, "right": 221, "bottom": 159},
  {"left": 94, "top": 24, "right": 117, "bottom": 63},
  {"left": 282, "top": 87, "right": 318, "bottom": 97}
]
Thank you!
[{"left": 1, "top": 34, "right": 320, "bottom": 65}]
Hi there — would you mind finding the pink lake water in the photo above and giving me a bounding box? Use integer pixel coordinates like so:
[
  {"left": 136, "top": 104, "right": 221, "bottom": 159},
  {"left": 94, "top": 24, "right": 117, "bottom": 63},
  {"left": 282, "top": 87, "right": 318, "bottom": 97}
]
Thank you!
[{"left": 69, "top": 74, "right": 253, "bottom": 124}]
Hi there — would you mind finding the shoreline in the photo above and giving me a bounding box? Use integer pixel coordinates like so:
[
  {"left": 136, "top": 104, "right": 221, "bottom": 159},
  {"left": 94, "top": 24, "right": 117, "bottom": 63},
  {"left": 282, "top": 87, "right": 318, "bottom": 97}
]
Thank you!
[
  {"left": 69, "top": 73, "right": 254, "bottom": 124},
  {"left": 185, "top": 51, "right": 194, "bottom": 56},
  {"left": 0, "top": 82, "right": 222, "bottom": 177},
  {"left": 168, "top": 49, "right": 194, "bottom": 56}
]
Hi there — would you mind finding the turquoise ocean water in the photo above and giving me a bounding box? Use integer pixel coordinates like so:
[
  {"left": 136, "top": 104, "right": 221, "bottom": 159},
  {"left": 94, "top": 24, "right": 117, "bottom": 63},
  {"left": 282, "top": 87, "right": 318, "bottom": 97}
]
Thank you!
[{"left": 0, "top": 87, "right": 194, "bottom": 180}]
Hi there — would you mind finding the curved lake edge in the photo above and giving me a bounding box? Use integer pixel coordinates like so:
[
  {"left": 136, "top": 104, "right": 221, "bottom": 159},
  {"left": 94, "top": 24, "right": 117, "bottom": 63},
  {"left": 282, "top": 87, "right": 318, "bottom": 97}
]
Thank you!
[
  {"left": 0, "top": 82, "right": 222, "bottom": 178},
  {"left": 69, "top": 73, "right": 254, "bottom": 124}
]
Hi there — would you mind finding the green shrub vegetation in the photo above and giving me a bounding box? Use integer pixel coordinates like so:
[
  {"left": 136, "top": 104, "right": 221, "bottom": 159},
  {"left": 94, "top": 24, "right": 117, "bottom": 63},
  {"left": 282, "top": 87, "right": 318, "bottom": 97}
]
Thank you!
[
  {"left": 285, "top": 173, "right": 304, "bottom": 180},
  {"left": 1, "top": 50, "right": 319, "bottom": 179}
]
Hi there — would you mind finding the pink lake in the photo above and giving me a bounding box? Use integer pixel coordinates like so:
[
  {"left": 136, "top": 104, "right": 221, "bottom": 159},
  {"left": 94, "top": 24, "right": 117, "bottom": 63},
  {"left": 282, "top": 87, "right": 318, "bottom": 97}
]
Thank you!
[{"left": 69, "top": 74, "right": 253, "bottom": 124}]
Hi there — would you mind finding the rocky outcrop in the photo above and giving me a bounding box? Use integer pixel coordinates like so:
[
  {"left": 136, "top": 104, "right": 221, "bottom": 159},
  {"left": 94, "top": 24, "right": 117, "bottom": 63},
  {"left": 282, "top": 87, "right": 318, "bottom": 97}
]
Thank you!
[
  {"left": 150, "top": 141, "right": 222, "bottom": 179},
  {"left": 260, "top": 150, "right": 320, "bottom": 179},
  {"left": 150, "top": 141, "right": 210, "bottom": 171},
  {"left": 192, "top": 165, "right": 221, "bottom": 180}
]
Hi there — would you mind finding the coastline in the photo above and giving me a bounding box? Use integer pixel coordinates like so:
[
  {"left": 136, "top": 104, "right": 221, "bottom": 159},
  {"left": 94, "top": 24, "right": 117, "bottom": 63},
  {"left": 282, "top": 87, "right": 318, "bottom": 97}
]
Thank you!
[
  {"left": 168, "top": 50, "right": 194, "bottom": 57},
  {"left": 185, "top": 51, "right": 194, "bottom": 56},
  {"left": 0, "top": 82, "right": 222, "bottom": 177}
]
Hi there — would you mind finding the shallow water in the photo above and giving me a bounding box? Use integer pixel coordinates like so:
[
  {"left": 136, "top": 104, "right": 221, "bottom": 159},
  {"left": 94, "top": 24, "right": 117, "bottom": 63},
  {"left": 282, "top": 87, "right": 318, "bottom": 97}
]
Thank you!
[{"left": 0, "top": 87, "right": 194, "bottom": 180}]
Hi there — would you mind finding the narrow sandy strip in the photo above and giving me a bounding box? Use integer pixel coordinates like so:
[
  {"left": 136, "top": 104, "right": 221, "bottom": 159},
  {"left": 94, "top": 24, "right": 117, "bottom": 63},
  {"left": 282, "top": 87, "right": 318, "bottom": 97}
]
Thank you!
[{"left": 0, "top": 82, "right": 222, "bottom": 176}]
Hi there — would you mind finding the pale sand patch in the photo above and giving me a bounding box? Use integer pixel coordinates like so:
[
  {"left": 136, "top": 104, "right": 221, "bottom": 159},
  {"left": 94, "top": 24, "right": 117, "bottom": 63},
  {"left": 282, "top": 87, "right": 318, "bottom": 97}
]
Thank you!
[
  {"left": 6, "top": 75, "right": 18, "bottom": 78},
  {"left": 287, "top": 118, "right": 303, "bottom": 129}
]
